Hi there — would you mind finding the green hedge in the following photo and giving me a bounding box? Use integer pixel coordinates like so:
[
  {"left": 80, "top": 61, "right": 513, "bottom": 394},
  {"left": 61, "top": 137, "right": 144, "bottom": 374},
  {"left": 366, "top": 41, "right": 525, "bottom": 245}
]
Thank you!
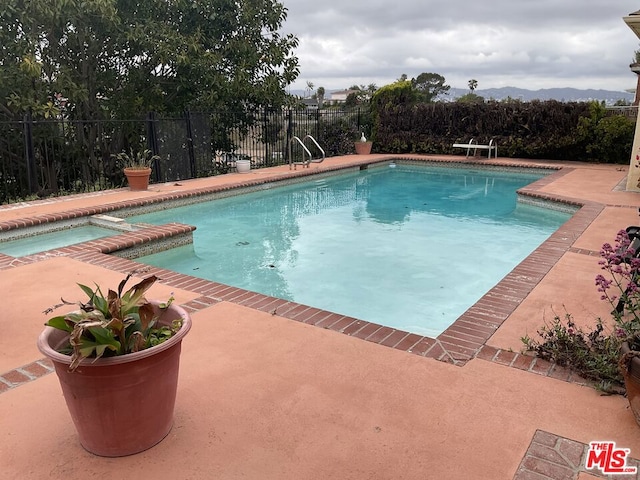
[{"left": 371, "top": 100, "right": 635, "bottom": 164}]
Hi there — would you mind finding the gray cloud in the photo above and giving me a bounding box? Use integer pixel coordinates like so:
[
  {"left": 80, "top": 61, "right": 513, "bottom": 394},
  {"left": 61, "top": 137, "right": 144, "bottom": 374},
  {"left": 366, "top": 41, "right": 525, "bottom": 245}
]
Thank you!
[{"left": 281, "top": 0, "right": 639, "bottom": 93}]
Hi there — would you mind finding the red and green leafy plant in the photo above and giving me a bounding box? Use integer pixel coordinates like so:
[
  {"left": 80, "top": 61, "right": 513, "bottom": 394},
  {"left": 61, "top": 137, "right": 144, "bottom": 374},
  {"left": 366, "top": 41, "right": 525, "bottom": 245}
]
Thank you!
[
  {"left": 112, "top": 149, "right": 159, "bottom": 170},
  {"left": 44, "top": 272, "right": 180, "bottom": 372}
]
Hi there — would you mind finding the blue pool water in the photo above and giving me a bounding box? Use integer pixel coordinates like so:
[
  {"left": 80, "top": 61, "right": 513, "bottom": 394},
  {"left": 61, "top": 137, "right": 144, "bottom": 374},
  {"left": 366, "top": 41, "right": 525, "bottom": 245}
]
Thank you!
[
  {"left": 0, "top": 225, "right": 116, "bottom": 257},
  {"left": 132, "top": 165, "right": 571, "bottom": 337}
]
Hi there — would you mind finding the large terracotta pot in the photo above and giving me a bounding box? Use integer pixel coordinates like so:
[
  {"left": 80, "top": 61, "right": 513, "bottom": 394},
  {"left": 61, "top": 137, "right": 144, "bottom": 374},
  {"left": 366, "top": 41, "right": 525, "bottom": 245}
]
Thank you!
[
  {"left": 355, "top": 141, "right": 372, "bottom": 155},
  {"left": 620, "top": 341, "right": 640, "bottom": 426},
  {"left": 37, "top": 302, "right": 191, "bottom": 457},
  {"left": 123, "top": 167, "right": 152, "bottom": 191}
]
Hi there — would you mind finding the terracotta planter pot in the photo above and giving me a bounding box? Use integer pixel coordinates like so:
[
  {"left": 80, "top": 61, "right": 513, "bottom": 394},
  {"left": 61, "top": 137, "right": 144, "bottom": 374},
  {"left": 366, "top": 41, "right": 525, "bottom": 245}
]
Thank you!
[
  {"left": 37, "top": 302, "right": 191, "bottom": 457},
  {"left": 123, "top": 167, "right": 152, "bottom": 191},
  {"left": 355, "top": 141, "right": 372, "bottom": 155},
  {"left": 620, "top": 342, "right": 640, "bottom": 426}
]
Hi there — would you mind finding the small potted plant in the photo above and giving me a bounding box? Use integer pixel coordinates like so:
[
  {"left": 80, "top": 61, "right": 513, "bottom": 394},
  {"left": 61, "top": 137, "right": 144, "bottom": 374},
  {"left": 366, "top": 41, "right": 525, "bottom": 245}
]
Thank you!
[
  {"left": 113, "top": 148, "right": 159, "bottom": 191},
  {"left": 355, "top": 132, "right": 372, "bottom": 155},
  {"left": 37, "top": 272, "right": 192, "bottom": 456}
]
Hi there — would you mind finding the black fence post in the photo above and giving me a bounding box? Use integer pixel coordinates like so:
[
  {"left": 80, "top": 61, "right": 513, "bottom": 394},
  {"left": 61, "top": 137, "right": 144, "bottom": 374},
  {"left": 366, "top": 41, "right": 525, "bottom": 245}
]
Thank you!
[
  {"left": 285, "top": 109, "right": 293, "bottom": 164},
  {"left": 146, "top": 111, "right": 160, "bottom": 181},
  {"left": 23, "top": 112, "right": 37, "bottom": 195},
  {"left": 184, "top": 109, "right": 197, "bottom": 178},
  {"left": 263, "top": 108, "right": 269, "bottom": 165}
]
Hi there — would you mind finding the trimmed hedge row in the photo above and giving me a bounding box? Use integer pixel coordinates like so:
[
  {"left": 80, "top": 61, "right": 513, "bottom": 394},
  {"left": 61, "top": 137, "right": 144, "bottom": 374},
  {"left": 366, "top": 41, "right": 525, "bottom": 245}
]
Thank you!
[{"left": 372, "top": 100, "right": 635, "bottom": 164}]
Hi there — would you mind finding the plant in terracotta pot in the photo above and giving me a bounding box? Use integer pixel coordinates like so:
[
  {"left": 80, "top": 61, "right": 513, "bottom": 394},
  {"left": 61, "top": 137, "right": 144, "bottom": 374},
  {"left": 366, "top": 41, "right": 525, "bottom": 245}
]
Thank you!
[
  {"left": 355, "top": 132, "right": 372, "bottom": 155},
  {"left": 113, "top": 148, "right": 159, "bottom": 191},
  {"left": 37, "top": 272, "right": 192, "bottom": 456}
]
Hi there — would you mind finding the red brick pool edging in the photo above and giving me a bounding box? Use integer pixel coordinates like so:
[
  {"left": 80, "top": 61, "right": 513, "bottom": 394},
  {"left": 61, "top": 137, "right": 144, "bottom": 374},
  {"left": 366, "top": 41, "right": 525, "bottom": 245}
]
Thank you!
[
  {"left": 0, "top": 158, "right": 617, "bottom": 480},
  {"left": 0, "top": 158, "right": 603, "bottom": 383}
]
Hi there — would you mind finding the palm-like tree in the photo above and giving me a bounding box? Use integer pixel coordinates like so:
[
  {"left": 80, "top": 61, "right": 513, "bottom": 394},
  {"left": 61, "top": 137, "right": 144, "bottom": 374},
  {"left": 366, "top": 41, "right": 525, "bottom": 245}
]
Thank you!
[
  {"left": 316, "top": 86, "right": 325, "bottom": 107},
  {"left": 305, "top": 81, "right": 315, "bottom": 98}
]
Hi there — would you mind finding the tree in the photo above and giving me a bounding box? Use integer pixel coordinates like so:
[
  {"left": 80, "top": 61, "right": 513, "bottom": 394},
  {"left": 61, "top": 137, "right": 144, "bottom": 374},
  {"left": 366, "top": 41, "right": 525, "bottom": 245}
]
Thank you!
[
  {"left": 345, "top": 84, "right": 378, "bottom": 105},
  {"left": 0, "top": 1, "right": 120, "bottom": 120},
  {"left": 411, "top": 72, "right": 450, "bottom": 103},
  {"left": 316, "top": 86, "right": 325, "bottom": 108},
  {"left": 457, "top": 93, "right": 484, "bottom": 104},
  {"left": 0, "top": 0, "right": 300, "bottom": 120},
  {"left": 468, "top": 79, "right": 478, "bottom": 92},
  {"left": 344, "top": 92, "right": 360, "bottom": 108},
  {"left": 364, "top": 83, "right": 378, "bottom": 100},
  {"left": 576, "top": 101, "right": 634, "bottom": 164},
  {"left": 305, "top": 81, "right": 315, "bottom": 98},
  {"left": 371, "top": 80, "right": 415, "bottom": 109},
  {"left": 0, "top": 0, "right": 300, "bottom": 190}
]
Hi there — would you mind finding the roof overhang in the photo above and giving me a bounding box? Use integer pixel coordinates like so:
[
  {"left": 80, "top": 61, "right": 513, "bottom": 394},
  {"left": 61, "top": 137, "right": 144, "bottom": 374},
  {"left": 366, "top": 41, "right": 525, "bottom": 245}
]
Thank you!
[{"left": 624, "top": 10, "right": 640, "bottom": 38}]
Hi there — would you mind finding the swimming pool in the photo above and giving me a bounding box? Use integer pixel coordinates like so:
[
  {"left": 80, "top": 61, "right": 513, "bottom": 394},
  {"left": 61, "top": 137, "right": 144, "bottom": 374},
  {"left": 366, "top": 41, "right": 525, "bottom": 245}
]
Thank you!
[
  {"left": 0, "top": 224, "right": 118, "bottom": 257},
  {"left": 130, "top": 164, "right": 571, "bottom": 337}
]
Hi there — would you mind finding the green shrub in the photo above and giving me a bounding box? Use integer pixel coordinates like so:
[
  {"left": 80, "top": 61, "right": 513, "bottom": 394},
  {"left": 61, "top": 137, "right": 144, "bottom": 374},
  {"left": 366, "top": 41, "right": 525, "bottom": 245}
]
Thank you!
[
  {"left": 576, "top": 102, "right": 634, "bottom": 164},
  {"left": 318, "top": 118, "right": 358, "bottom": 156},
  {"left": 522, "top": 313, "right": 624, "bottom": 393},
  {"left": 370, "top": 99, "right": 635, "bottom": 162}
]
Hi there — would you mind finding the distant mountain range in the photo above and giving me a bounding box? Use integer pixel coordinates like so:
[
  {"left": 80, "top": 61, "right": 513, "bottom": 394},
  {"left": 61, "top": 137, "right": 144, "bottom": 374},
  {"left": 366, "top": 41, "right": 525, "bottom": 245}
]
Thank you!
[
  {"left": 291, "top": 86, "right": 636, "bottom": 105},
  {"left": 444, "top": 87, "right": 634, "bottom": 104}
]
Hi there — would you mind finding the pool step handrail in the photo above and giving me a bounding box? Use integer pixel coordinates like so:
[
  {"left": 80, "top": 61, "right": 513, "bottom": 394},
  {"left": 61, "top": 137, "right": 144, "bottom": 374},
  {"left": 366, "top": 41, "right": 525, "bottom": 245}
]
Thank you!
[
  {"left": 303, "top": 135, "right": 325, "bottom": 165},
  {"left": 289, "top": 135, "right": 325, "bottom": 169},
  {"left": 289, "top": 136, "right": 312, "bottom": 169}
]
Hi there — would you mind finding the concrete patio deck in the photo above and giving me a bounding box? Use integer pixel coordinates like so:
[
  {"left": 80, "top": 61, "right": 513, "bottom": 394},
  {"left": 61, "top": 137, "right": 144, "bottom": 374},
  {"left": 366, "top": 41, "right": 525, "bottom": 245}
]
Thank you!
[{"left": 1, "top": 154, "right": 640, "bottom": 479}]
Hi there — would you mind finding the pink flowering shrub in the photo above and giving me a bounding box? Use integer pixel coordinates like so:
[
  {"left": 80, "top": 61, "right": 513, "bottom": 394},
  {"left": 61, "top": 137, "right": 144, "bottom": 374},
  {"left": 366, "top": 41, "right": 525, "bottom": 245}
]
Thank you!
[
  {"left": 522, "top": 229, "right": 640, "bottom": 394},
  {"left": 595, "top": 230, "right": 640, "bottom": 341}
]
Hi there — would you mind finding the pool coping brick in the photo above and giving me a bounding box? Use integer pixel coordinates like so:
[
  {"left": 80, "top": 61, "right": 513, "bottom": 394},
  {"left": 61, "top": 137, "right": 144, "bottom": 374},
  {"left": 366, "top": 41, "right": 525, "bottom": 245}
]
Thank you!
[
  {"left": 0, "top": 159, "right": 600, "bottom": 379},
  {"left": 0, "top": 157, "right": 617, "bottom": 480}
]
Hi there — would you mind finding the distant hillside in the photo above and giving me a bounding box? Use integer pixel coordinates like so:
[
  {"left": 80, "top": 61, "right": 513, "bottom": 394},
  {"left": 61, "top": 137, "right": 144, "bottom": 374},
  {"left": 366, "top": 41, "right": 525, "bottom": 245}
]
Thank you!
[
  {"left": 291, "top": 86, "right": 635, "bottom": 105},
  {"left": 446, "top": 87, "right": 634, "bottom": 104}
]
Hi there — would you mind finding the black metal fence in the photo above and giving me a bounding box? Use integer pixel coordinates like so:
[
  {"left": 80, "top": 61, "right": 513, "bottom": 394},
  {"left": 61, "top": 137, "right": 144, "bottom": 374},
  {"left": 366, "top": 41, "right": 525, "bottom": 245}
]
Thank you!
[
  {"left": 0, "top": 107, "right": 370, "bottom": 204},
  {"left": 605, "top": 105, "right": 638, "bottom": 121}
]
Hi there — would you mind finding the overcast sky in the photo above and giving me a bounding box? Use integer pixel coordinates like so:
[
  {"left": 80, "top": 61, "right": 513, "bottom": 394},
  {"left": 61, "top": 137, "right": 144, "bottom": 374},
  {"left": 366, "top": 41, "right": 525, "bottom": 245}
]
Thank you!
[{"left": 280, "top": 1, "right": 640, "bottom": 94}]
